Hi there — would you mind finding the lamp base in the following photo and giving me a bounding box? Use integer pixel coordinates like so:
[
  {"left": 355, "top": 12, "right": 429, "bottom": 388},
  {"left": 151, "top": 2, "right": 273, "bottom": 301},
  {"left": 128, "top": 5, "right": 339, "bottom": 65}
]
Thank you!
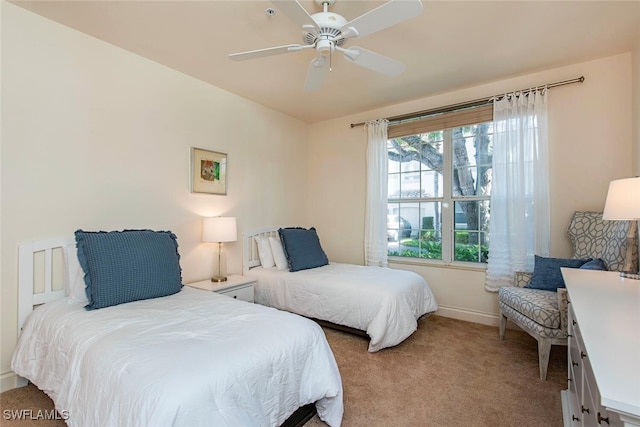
[{"left": 211, "top": 276, "right": 228, "bottom": 282}]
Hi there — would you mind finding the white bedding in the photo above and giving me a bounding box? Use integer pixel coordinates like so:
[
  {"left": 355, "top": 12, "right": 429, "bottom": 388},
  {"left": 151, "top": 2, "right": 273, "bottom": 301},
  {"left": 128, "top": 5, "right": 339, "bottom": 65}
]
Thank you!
[
  {"left": 248, "top": 263, "right": 438, "bottom": 352},
  {"left": 11, "top": 287, "right": 343, "bottom": 427}
]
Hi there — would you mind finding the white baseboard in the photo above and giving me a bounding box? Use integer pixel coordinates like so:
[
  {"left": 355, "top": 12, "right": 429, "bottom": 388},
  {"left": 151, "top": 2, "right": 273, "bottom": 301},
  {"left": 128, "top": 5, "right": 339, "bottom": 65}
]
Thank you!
[
  {"left": 434, "top": 305, "right": 522, "bottom": 331},
  {"left": 1, "top": 371, "right": 28, "bottom": 392},
  {"left": 435, "top": 305, "right": 501, "bottom": 326}
]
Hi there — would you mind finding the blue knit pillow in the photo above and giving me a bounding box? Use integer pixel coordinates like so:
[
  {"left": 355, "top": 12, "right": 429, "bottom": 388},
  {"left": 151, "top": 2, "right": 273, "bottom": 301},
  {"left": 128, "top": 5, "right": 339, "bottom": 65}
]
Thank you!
[
  {"left": 278, "top": 227, "right": 329, "bottom": 272},
  {"left": 525, "top": 255, "right": 590, "bottom": 292},
  {"left": 75, "top": 229, "right": 183, "bottom": 310},
  {"left": 579, "top": 258, "right": 608, "bottom": 271}
]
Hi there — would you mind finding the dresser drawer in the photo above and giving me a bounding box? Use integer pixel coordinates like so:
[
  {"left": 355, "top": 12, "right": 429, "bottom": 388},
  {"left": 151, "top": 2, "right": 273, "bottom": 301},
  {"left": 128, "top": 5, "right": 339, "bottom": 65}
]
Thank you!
[
  {"left": 583, "top": 376, "right": 599, "bottom": 427},
  {"left": 568, "top": 364, "right": 582, "bottom": 426},
  {"left": 219, "top": 285, "right": 254, "bottom": 302},
  {"left": 186, "top": 276, "right": 256, "bottom": 303}
]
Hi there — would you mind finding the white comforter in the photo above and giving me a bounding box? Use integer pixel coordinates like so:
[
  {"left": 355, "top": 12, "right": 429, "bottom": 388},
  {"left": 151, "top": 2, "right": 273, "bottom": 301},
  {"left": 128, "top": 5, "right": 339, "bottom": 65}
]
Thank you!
[
  {"left": 248, "top": 263, "right": 438, "bottom": 352},
  {"left": 11, "top": 287, "right": 343, "bottom": 427}
]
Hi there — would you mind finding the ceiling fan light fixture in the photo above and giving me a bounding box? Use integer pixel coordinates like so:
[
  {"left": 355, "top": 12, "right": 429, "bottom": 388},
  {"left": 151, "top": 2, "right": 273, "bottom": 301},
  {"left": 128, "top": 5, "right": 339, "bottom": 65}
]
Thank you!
[{"left": 316, "top": 38, "right": 332, "bottom": 55}]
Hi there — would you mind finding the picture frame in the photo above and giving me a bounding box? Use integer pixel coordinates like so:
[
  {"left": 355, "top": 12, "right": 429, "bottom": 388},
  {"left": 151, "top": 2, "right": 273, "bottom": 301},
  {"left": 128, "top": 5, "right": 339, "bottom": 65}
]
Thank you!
[{"left": 191, "top": 147, "right": 227, "bottom": 195}]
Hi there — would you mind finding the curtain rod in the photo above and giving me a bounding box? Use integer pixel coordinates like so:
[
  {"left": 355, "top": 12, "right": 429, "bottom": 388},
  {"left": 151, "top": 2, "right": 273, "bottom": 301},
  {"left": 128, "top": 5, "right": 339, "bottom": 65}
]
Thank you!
[{"left": 350, "top": 75, "right": 585, "bottom": 128}]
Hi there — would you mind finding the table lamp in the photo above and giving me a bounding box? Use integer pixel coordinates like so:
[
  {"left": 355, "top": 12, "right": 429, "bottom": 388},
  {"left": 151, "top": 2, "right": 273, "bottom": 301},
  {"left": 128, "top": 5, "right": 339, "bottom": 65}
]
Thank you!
[
  {"left": 202, "top": 216, "right": 237, "bottom": 282},
  {"left": 602, "top": 177, "right": 640, "bottom": 279}
]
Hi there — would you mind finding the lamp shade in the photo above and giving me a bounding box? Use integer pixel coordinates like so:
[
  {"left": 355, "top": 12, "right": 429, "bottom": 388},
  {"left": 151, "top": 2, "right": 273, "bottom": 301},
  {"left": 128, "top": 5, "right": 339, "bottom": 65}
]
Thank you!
[
  {"left": 202, "top": 217, "right": 237, "bottom": 243},
  {"left": 602, "top": 177, "right": 640, "bottom": 220}
]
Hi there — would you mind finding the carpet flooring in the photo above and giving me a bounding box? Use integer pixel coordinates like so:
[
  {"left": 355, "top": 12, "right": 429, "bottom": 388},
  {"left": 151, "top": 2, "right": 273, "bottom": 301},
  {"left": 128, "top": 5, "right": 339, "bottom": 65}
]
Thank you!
[{"left": 0, "top": 315, "right": 566, "bottom": 426}]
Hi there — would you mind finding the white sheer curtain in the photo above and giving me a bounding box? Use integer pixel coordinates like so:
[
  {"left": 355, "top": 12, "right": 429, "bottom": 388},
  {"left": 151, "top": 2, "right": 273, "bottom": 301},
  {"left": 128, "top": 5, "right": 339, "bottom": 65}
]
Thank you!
[
  {"left": 364, "top": 119, "right": 389, "bottom": 267},
  {"left": 485, "top": 89, "right": 550, "bottom": 291}
]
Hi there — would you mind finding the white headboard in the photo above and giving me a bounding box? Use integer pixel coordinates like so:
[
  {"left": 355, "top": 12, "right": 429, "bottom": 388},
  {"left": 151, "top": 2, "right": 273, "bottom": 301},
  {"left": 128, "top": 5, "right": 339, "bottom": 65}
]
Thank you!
[
  {"left": 18, "top": 236, "right": 73, "bottom": 333},
  {"left": 242, "top": 226, "right": 281, "bottom": 274}
]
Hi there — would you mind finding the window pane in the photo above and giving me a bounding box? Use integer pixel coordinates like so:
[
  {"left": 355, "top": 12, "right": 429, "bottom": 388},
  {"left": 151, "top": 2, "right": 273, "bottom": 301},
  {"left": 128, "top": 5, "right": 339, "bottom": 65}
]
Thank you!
[
  {"left": 387, "top": 202, "right": 442, "bottom": 260},
  {"left": 388, "top": 173, "right": 400, "bottom": 198},
  {"left": 454, "top": 231, "right": 488, "bottom": 262},
  {"left": 421, "top": 170, "right": 443, "bottom": 197},
  {"left": 420, "top": 134, "right": 444, "bottom": 179},
  {"left": 388, "top": 142, "right": 401, "bottom": 174},
  {"left": 401, "top": 172, "right": 421, "bottom": 198},
  {"left": 402, "top": 158, "right": 422, "bottom": 173},
  {"left": 386, "top": 203, "right": 406, "bottom": 243},
  {"left": 480, "top": 201, "right": 490, "bottom": 231},
  {"left": 388, "top": 134, "right": 444, "bottom": 200},
  {"left": 454, "top": 201, "right": 490, "bottom": 232},
  {"left": 451, "top": 123, "right": 493, "bottom": 198},
  {"left": 417, "top": 201, "right": 443, "bottom": 260},
  {"left": 454, "top": 200, "right": 490, "bottom": 262}
]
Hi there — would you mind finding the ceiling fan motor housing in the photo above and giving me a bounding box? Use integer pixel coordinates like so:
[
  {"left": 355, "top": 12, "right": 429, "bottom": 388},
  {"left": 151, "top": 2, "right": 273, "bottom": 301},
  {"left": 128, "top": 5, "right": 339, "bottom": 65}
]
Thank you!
[{"left": 304, "top": 12, "right": 348, "bottom": 51}]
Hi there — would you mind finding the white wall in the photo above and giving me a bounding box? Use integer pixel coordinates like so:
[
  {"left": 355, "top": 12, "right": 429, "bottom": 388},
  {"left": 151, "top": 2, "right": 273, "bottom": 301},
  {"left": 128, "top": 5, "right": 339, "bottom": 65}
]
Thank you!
[
  {"left": 0, "top": 3, "right": 309, "bottom": 390},
  {"left": 634, "top": 38, "right": 640, "bottom": 175},
  {"left": 308, "top": 53, "right": 634, "bottom": 325}
]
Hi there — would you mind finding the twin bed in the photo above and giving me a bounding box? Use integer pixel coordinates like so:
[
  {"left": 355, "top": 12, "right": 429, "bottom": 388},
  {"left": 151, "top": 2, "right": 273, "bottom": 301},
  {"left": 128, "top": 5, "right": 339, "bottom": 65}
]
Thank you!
[
  {"left": 12, "top": 226, "right": 438, "bottom": 426},
  {"left": 243, "top": 226, "right": 438, "bottom": 352},
  {"left": 11, "top": 231, "right": 343, "bottom": 427}
]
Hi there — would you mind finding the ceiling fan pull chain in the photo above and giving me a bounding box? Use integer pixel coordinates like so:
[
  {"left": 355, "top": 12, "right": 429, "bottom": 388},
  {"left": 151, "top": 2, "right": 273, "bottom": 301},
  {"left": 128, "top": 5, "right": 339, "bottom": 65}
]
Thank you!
[{"left": 329, "top": 45, "right": 333, "bottom": 72}]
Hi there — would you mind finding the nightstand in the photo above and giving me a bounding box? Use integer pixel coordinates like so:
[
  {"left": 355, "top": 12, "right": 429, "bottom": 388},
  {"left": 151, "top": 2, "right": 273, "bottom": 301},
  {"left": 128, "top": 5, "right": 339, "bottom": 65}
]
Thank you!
[{"left": 186, "top": 275, "right": 255, "bottom": 303}]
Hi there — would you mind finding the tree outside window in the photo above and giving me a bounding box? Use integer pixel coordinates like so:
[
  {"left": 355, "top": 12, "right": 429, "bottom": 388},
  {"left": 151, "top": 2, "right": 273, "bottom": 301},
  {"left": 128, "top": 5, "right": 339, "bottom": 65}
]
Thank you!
[{"left": 387, "top": 121, "right": 492, "bottom": 264}]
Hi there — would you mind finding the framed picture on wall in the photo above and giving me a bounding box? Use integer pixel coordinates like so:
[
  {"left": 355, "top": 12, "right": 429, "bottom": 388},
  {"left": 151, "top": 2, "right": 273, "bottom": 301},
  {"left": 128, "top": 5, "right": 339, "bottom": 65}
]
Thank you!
[{"left": 191, "top": 147, "right": 227, "bottom": 195}]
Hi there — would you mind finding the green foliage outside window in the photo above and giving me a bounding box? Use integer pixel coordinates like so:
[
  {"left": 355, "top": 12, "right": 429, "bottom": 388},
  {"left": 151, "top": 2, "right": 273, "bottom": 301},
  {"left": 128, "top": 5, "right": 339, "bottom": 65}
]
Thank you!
[{"left": 388, "top": 237, "right": 488, "bottom": 262}]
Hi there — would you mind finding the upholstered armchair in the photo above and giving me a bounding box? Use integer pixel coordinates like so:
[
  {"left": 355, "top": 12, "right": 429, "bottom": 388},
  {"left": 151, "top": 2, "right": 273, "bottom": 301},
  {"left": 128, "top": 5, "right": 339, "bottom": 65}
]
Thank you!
[{"left": 498, "top": 211, "right": 638, "bottom": 380}]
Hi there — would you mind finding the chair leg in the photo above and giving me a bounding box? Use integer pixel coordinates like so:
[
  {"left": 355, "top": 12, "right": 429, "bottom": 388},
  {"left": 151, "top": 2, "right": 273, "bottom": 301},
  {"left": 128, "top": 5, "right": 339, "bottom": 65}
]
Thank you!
[
  {"left": 537, "top": 338, "right": 552, "bottom": 381},
  {"left": 499, "top": 313, "right": 507, "bottom": 340}
]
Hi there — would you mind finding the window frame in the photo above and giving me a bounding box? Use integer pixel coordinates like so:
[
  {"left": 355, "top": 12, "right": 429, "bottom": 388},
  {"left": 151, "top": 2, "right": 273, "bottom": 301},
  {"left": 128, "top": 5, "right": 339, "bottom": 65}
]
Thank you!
[{"left": 386, "top": 106, "right": 493, "bottom": 269}]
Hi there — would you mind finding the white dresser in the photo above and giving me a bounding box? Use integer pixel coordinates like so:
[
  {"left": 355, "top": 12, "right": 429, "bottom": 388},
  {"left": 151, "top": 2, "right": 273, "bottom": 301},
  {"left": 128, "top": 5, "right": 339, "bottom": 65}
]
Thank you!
[{"left": 561, "top": 268, "right": 640, "bottom": 427}]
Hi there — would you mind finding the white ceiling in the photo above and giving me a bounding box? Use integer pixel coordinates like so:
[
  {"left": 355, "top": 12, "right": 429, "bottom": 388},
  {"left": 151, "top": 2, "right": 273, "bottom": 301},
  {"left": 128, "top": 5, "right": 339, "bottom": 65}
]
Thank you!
[{"left": 12, "top": 0, "right": 640, "bottom": 123}]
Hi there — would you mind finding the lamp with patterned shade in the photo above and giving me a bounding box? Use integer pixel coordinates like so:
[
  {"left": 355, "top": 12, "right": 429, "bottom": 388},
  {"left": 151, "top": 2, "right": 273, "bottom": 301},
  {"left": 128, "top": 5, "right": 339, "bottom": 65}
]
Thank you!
[{"left": 603, "top": 177, "right": 640, "bottom": 279}]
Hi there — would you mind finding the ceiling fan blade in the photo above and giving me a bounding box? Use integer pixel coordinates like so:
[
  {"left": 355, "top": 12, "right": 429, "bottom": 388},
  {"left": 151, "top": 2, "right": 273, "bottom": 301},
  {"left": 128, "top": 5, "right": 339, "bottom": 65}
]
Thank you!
[
  {"left": 228, "top": 44, "right": 302, "bottom": 61},
  {"left": 341, "top": 0, "right": 423, "bottom": 39},
  {"left": 271, "top": 0, "right": 319, "bottom": 31},
  {"left": 304, "top": 56, "right": 328, "bottom": 92},
  {"left": 343, "top": 46, "right": 406, "bottom": 77}
]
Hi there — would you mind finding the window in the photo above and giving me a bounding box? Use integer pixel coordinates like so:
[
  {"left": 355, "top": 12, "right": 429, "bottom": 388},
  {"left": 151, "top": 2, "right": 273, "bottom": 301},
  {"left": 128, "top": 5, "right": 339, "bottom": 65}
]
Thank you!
[{"left": 386, "top": 106, "right": 493, "bottom": 265}]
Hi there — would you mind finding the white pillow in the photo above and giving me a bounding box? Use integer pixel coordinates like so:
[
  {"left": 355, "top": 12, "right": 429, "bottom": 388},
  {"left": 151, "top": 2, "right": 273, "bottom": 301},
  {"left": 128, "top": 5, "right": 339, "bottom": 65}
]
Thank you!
[
  {"left": 62, "top": 243, "right": 89, "bottom": 305},
  {"left": 254, "top": 236, "right": 275, "bottom": 268},
  {"left": 268, "top": 236, "right": 289, "bottom": 271}
]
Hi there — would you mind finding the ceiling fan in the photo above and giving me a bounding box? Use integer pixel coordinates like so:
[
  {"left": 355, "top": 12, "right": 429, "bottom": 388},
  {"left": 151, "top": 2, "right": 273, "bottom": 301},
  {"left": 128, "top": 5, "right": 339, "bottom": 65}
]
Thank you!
[{"left": 228, "top": 0, "right": 423, "bottom": 92}]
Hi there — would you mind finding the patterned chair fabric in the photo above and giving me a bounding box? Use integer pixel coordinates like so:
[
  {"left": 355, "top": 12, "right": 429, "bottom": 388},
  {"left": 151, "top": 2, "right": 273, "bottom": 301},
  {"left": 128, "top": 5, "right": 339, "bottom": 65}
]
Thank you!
[
  {"left": 514, "top": 271, "right": 533, "bottom": 288},
  {"left": 498, "top": 210, "right": 638, "bottom": 381},
  {"left": 499, "top": 287, "right": 560, "bottom": 330},
  {"left": 568, "top": 211, "right": 639, "bottom": 273}
]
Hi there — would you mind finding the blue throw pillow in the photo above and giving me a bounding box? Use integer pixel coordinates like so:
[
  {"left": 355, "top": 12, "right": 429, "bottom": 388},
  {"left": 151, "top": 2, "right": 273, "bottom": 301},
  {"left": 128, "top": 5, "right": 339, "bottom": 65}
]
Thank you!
[
  {"left": 75, "top": 229, "right": 183, "bottom": 310},
  {"left": 525, "top": 255, "right": 591, "bottom": 292},
  {"left": 579, "top": 258, "right": 608, "bottom": 271},
  {"left": 278, "top": 227, "right": 329, "bottom": 272}
]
